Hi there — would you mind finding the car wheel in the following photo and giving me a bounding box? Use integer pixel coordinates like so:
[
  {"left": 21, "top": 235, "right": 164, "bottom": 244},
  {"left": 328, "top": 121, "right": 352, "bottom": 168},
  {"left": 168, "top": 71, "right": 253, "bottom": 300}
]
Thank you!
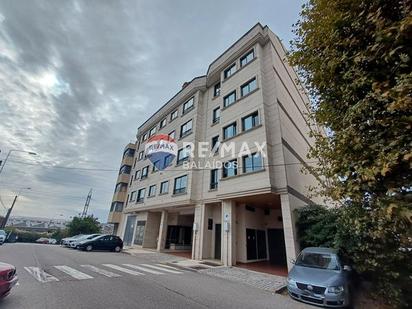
[
  {"left": 114, "top": 246, "right": 121, "bottom": 252},
  {"left": 86, "top": 245, "right": 93, "bottom": 252}
]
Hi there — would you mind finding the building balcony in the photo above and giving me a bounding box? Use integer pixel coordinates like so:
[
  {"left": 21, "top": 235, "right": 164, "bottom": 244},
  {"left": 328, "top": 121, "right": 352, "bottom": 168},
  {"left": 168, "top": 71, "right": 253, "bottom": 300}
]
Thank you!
[
  {"left": 121, "top": 155, "right": 134, "bottom": 166},
  {"left": 116, "top": 173, "right": 130, "bottom": 184},
  {"left": 112, "top": 191, "right": 127, "bottom": 202},
  {"left": 107, "top": 211, "right": 122, "bottom": 224}
]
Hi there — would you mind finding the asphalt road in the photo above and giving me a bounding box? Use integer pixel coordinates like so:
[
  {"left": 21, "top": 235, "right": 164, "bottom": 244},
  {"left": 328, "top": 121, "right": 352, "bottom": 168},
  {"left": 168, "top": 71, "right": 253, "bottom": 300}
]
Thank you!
[{"left": 0, "top": 243, "right": 308, "bottom": 309}]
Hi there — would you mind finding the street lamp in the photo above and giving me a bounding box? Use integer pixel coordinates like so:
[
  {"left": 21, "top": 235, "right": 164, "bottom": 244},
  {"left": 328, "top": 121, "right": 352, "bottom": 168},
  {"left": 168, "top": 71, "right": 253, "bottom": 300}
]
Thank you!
[
  {"left": 0, "top": 149, "right": 37, "bottom": 176},
  {"left": 0, "top": 187, "right": 31, "bottom": 228}
]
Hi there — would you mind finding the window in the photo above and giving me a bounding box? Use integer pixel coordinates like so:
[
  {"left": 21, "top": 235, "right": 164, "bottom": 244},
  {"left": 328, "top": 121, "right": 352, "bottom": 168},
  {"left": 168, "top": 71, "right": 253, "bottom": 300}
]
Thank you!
[
  {"left": 110, "top": 202, "right": 124, "bottom": 212},
  {"left": 119, "top": 165, "right": 131, "bottom": 174},
  {"left": 133, "top": 157, "right": 137, "bottom": 168},
  {"left": 115, "top": 182, "right": 127, "bottom": 192},
  {"left": 170, "top": 109, "right": 178, "bottom": 121},
  {"left": 210, "top": 169, "right": 218, "bottom": 189},
  {"left": 243, "top": 153, "right": 263, "bottom": 173},
  {"left": 222, "top": 159, "right": 238, "bottom": 178},
  {"left": 241, "top": 78, "right": 257, "bottom": 97},
  {"left": 183, "top": 97, "right": 194, "bottom": 113},
  {"left": 163, "top": 154, "right": 174, "bottom": 167},
  {"left": 130, "top": 191, "right": 137, "bottom": 202},
  {"left": 152, "top": 161, "right": 159, "bottom": 172},
  {"left": 148, "top": 185, "right": 156, "bottom": 197},
  {"left": 214, "top": 83, "right": 221, "bottom": 97},
  {"left": 177, "top": 145, "right": 191, "bottom": 165},
  {"left": 142, "top": 133, "right": 148, "bottom": 141},
  {"left": 123, "top": 148, "right": 135, "bottom": 158},
  {"left": 180, "top": 119, "right": 193, "bottom": 138},
  {"left": 224, "top": 63, "right": 236, "bottom": 79},
  {"left": 211, "top": 135, "right": 219, "bottom": 152},
  {"left": 240, "top": 50, "right": 254, "bottom": 67},
  {"left": 168, "top": 130, "right": 176, "bottom": 140},
  {"left": 160, "top": 181, "right": 169, "bottom": 194},
  {"left": 212, "top": 107, "right": 220, "bottom": 124},
  {"left": 134, "top": 170, "right": 140, "bottom": 180},
  {"left": 242, "top": 111, "right": 260, "bottom": 131},
  {"left": 141, "top": 166, "right": 149, "bottom": 179},
  {"left": 138, "top": 151, "right": 144, "bottom": 160},
  {"left": 223, "top": 122, "right": 237, "bottom": 139},
  {"left": 149, "top": 126, "right": 156, "bottom": 137},
  {"left": 160, "top": 118, "right": 167, "bottom": 128},
  {"left": 173, "top": 175, "right": 188, "bottom": 194},
  {"left": 223, "top": 91, "right": 236, "bottom": 107},
  {"left": 136, "top": 188, "right": 145, "bottom": 202}
]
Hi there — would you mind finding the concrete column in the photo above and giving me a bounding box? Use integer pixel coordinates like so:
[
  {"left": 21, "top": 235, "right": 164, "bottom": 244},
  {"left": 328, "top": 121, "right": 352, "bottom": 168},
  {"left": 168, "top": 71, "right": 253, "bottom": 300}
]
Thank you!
[
  {"left": 221, "top": 200, "right": 236, "bottom": 266},
  {"left": 280, "top": 193, "right": 298, "bottom": 270},
  {"left": 156, "top": 210, "right": 168, "bottom": 251},
  {"left": 192, "top": 204, "right": 204, "bottom": 260}
]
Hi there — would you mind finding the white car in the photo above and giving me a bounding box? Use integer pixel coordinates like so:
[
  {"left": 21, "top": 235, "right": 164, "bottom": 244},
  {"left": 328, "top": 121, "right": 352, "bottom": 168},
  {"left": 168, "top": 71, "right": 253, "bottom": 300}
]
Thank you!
[
  {"left": 0, "top": 230, "right": 6, "bottom": 245},
  {"left": 69, "top": 234, "right": 101, "bottom": 248},
  {"left": 62, "top": 234, "right": 84, "bottom": 246}
]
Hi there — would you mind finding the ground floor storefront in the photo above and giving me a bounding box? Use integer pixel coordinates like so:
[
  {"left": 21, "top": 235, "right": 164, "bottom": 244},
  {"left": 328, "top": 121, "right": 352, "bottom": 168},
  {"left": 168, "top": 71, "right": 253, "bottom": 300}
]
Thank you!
[{"left": 120, "top": 192, "right": 299, "bottom": 273}]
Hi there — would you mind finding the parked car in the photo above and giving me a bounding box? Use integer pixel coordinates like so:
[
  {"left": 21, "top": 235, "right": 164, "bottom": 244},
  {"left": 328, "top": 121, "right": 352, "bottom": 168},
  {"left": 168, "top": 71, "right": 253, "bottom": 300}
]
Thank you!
[
  {"left": 0, "top": 262, "right": 18, "bottom": 299},
  {"left": 0, "top": 230, "right": 6, "bottom": 245},
  {"left": 35, "top": 238, "right": 57, "bottom": 244},
  {"left": 61, "top": 234, "right": 84, "bottom": 246},
  {"left": 69, "top": 234, "right": 101, "bottom": 248},
  {"left": 287, "top": 247, "right": 352, "bottom": 308},
  {"left": 77, "top": 235, "right": 123, "bottom": 252}
]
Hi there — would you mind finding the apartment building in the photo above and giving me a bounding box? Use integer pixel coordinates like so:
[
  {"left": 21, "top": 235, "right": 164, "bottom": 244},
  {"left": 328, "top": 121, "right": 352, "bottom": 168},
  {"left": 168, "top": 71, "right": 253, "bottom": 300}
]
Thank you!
[{"left": 107, "top": 23, "right": 323, "bottom": 270}]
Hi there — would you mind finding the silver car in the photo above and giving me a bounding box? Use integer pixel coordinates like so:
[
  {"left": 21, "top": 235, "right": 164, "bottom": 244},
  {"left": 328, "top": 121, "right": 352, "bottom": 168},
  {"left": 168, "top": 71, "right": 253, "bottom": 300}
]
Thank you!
[{"left": 287, "top": 247, "right": 352, "bottom": 308}]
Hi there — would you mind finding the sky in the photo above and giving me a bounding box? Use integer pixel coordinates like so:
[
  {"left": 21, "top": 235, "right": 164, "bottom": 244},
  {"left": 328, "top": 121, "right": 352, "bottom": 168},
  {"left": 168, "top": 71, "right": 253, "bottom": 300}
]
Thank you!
[{"left": 0, "top": 0, "right": 304, "bottom": 222}]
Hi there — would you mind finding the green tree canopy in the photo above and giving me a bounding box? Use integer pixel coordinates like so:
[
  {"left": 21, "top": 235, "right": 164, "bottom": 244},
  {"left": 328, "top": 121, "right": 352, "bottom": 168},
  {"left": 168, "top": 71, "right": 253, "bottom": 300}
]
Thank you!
[
  {"left": 66, "top": 216, "right": 100, "bottom": 236},
  {"left": 289, "top": 0, "right": 411, "bottom": 306}
]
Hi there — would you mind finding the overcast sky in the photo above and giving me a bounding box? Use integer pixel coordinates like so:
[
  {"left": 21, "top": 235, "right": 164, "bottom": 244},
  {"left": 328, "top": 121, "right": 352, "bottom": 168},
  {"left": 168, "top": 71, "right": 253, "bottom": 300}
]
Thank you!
[{"left": 0, "top": 0, "right": 303, "bottom": 222}]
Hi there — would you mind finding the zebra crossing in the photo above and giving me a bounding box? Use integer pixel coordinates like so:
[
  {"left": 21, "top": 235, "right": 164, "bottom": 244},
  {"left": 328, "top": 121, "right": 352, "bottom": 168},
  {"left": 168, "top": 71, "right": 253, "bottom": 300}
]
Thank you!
[{"left": 23, "top": 263, "right": 184, "bottom": 283}]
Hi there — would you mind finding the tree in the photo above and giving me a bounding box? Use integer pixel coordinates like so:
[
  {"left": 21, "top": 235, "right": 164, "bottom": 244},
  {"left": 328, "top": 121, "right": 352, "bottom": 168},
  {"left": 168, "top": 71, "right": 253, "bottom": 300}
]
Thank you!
[
  {"left": 66, "top": 216, "right": 100, "bottom": 236},
  {"left": 289, "top": 0, "right": 412, "bottom": 306}
]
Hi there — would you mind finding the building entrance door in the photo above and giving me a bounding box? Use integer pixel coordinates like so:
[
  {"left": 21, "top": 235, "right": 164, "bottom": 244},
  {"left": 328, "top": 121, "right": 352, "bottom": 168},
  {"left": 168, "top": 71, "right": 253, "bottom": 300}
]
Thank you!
[
  {"left": 267, "top": 229, "right": 287, "bottom": 266},
  {"left": 133, "top": 221, "right": 146, "bottom": 245},
  {"left": 246, "top": 228, "right": 257, "bottom": 260},
  {"left": 215, "top": 224, "right": 221, "bottom": 259},
  {"left": 123, "top": 215, "right": 136, "bottom": 246}
]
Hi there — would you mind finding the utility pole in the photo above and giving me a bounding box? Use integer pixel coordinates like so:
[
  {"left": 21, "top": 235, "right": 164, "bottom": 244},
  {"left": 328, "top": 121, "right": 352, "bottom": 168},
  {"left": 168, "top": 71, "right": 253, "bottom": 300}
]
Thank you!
[
  {"left": 0, "top": 195, "right": 18, "bottom": 228},
  {"left": 81, "top": 188, "right": 92, "bottom": 217}
]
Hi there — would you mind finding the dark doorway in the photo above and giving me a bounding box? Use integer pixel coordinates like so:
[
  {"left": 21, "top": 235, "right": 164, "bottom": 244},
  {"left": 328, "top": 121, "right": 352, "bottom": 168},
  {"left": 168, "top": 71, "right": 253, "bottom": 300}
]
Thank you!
[
  {"left": 123, "top": 216, "right": 136, "bottom": 246},
  {"left": 165, "top": 225, "right": 192, "bottom": 249},
  {"left": 215, "top": 224, "right": 221, "bottom": 259},
  {"left": 246, "top": 228, "right": 257, "bottom": 260},
  {"left": 267, "top": 229, "right": 287, "bottom": 266},
  {"left": 256, "top": 230, "right": 267, "bottom": 259}
]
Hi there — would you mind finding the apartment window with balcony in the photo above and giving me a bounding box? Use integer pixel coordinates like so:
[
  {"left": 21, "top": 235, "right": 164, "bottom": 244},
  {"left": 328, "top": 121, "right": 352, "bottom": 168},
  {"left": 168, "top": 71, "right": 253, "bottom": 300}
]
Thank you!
[
  {"left": 243, "top": 153, "right": 263, "bottom": 173},
  {"left": 149, "top": 126, "right": 156, "bottom": 137},
  {"left": 115, "top": 182, "right": 128, "bottom": 192},
  {"left": 211, "top": 135, "right": 219, "bottom": 152},
  {"left": 160, "top": 118, "right": 167, "bottom": 128},
  {"left": 240, "top": 50, "right": 255, "bottom": 67},
  {"left": 134, "top": 170, "right": 140, "bottom": 180},
  {"left": 214, "top": 82, "right": 221, "bottom": 97},
  {"left": 183, "top": 97, "right": 194, "bottom": 114},
  {"left": 141, "top": 166, "right": 149, "bottom": 179},
  {"left": 123, "top": 148, "right": 135, "bottom": 158},
  {"left": 223, "top": 91, "right": 236, "bottom": 108},
  {"left": 138, "top": 151, "right": 144, "bottom": 160},
  {"left": 212, "top": 107, "right": 220, "bottom": 124},
  {"left": 136, "top": 188, "right": 145, "bottom": 202},
  {"left": 177, "top": 145, "right": 191, "bottom": 165},
  {"left": 170, "top": 109, "right": 178, "bottom": 121},
  {"left": 148, "top": 184, "right": 156, "bottom": 197},
  {"left": 180, "top": 119, "right": 193, "bottom": 138},
  {"left": 241, "top": 78, "right": 257, "bottom": 97},
  {"left": 142, "top": 133, "right": 148, "bottom": 141},
  {"left": 130, "top": 191, "right": 137, "bottom": 202},
  {"left": 210, "top": 169, "right": 218, "bottom": 189},
  {"left": 242, "top": 111, "right": 260, "bottom": 131},
  {"left": 111, "top": 202, "right": 124, "bottom": 212},
  {"left": 222, "top": 159, "right": 238, "bottom": 178},
  {"left": 173, "top": 175, "right": 188, "bottom": 194},
  {"left": 224, "top": 63, "right": 236, "bottom": 79},
  {"left": 119, "top": 165, "right": 131, "bottom": 175},
  {"left": 223, "top": 122, "right": 237, "bottom": 140},
  {"left": 160, "top": 181, "right": 169, "bottom": 194},
  {"left": 168, "top": 130, "right": 176, "bottom": 140}
]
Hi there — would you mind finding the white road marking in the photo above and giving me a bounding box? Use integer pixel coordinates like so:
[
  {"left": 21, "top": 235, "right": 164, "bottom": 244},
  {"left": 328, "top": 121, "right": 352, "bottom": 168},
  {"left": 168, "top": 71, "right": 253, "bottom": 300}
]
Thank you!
[
  {"left": 54, "top": 266, "right": 93, "bottom": 280},
  {"left": 155, "top": 264, "right": 181, "bottom": 271},
  {"left": 122, "top": 264, "right": 164, "bottom": 275},
  {"left": 80, "top": 265, "right": 121, "bottom": 277},
  {"left": 102, "top": 264, "right": 143, "bottom": 276},
  {"left": 24, "top": 267, "right": 59, "bottom": 283},
  {"left": 141, "top": 264, "right": 183, "bottom": 274}
]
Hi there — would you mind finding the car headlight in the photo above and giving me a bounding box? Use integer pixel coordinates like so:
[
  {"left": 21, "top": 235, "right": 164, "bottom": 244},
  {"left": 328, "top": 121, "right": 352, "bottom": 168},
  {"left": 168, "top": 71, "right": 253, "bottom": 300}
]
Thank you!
[
  {"left": 287, "top": 278, "right": 297, "bottom": 287},
  {"left": 327, "top": 286, "right": 344, "bottom": 293}
]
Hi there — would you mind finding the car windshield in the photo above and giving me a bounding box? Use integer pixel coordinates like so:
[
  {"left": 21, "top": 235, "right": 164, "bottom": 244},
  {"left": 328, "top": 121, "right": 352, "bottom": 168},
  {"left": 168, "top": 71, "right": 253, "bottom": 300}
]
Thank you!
[
  {"left": 295, "top": 252, "right": 340, "bottom": 270},
  {"left": 0, "top": 230, "right": 6, "bottom": 236}
]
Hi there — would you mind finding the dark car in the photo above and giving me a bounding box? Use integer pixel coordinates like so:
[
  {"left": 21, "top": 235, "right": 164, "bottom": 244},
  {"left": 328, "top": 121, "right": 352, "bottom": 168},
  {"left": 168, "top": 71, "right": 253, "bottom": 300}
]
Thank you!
[
  {"left": 77, "top": 235, "right": 123, "bottom": 252},
  {"left": 0, "top": 262, "right": 18, "bottom": 299}
]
